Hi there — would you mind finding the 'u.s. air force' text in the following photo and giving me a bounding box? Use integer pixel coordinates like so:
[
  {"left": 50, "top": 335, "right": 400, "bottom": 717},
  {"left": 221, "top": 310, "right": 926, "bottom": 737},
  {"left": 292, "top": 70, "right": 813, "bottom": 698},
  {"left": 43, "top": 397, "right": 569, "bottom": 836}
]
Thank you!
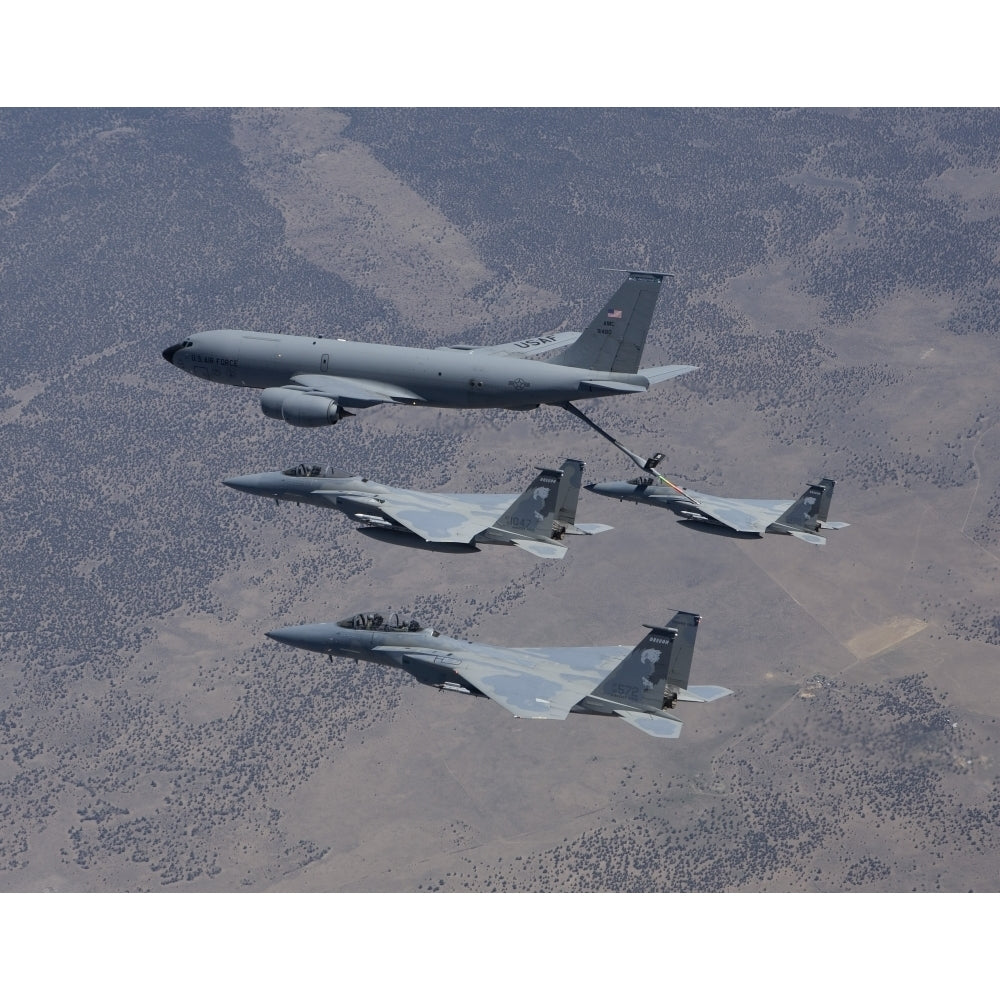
[{"left": 190, "top": 354, "right": 239, "bottom": 367}]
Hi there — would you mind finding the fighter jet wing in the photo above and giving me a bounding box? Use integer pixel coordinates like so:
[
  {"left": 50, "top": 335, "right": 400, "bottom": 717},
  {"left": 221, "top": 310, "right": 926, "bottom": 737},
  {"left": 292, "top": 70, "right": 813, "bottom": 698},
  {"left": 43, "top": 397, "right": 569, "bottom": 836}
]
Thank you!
[
  {"left": 436, "top": 330, "right": 582, "bottom": 358},
  {"left": 374, "top": 646, "right": 571, "bottom": 719},
  {"left": 348, "top": 490, "right": 501, "bottom": 544},
  {"left": 290, "top": 373, "right": 425, "bottom": 407},
  {"left": 469, "top": 644, "right": 628, "bottom": 717},
  {"left": 683, "top": 490, "right": 793, "bottom": 535},
  {"left": 360, "top": 492, "right": 570, "bottom": 554},
  {"left": 397, "top": 644, "right": 626, "bottom": 720}
]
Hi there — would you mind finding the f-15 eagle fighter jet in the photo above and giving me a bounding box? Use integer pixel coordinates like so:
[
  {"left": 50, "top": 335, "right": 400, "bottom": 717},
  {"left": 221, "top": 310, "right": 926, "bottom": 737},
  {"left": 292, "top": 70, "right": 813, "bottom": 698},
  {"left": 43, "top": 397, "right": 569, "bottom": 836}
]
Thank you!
[
  {"left": 587, "top": 475, "right": 848, "bottom": 544},
  {"left": 225, "top": 459, "right": 611, "bottom": 558},
  {"left": 267, "top": 610, "right": 731, "bottom": 739}
]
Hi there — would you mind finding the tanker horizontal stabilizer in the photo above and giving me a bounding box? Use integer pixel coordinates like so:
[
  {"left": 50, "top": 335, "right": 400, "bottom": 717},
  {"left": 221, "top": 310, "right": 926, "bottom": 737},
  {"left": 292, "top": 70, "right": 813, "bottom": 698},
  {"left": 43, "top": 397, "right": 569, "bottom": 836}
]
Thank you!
[{"left": 638, "top": 364, "right": 699, "bottom": 383}]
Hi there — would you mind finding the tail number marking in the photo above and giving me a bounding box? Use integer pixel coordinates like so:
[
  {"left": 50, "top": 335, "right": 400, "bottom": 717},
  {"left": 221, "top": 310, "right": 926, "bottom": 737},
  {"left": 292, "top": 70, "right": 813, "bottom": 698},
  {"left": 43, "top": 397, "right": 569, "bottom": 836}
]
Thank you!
[{"left": 605, "top": 682, "right": 640, "bottom": 700}]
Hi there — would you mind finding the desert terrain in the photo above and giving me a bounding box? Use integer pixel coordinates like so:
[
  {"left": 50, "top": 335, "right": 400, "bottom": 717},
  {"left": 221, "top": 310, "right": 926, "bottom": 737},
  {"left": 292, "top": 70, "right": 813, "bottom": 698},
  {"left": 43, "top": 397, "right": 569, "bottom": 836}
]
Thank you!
[{"left": 1, "top": 108, "right": 998, "bottom": 890}]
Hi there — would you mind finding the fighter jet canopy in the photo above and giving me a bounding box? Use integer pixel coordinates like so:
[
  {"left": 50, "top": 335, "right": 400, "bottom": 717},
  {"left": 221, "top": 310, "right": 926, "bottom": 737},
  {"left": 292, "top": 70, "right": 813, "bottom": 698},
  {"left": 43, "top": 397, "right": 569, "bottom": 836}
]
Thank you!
[
  {"left": 336, "top": 610, "right": 425, "bottom": 632},
  {"left": 281, "top": 463, "right": 350, "bottom": 479}
]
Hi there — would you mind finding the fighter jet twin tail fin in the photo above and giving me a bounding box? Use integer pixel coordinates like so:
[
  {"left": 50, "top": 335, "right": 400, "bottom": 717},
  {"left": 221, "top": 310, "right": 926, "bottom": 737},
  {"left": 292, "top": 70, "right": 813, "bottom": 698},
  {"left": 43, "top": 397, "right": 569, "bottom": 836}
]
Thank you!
[
  {"left": 772, "top": 478, "right": 850, "bottom": 544},
  {"left": 482, "top": 459, "right": 611, "bottom": 558},
  {"left": 591, "top": 611, "right": 731, "bottom": 737}
]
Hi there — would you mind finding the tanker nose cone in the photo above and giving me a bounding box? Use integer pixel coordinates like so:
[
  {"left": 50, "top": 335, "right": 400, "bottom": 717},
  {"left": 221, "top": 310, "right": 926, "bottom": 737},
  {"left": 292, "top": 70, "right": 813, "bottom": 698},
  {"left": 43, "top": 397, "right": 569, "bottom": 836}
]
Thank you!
[{"left": 161, "top": 342, "right": 181, "bottom": 364}]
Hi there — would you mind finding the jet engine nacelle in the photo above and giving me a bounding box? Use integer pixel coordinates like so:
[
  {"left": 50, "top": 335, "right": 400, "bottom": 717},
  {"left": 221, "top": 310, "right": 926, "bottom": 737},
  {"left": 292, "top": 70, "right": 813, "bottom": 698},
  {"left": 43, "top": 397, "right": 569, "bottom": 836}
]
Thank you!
[{"left": 260, "top": 387, "right": 341, "bottom": 428}]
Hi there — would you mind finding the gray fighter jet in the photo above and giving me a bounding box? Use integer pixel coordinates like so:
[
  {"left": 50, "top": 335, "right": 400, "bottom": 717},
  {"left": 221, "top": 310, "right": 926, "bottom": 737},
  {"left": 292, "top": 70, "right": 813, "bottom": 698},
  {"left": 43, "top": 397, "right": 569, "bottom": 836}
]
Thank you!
[
  {"left": 161, "top": 271, "right": 694, "bottom": 428},
  {"left": 587, "top": 474, "right": 848, "bottom": 544},
  {"left": 267, "top": 610, "right": 731, "bottom": 739},
  {"left": 224, "top": 459, "right": 611, "bottom": 558}
]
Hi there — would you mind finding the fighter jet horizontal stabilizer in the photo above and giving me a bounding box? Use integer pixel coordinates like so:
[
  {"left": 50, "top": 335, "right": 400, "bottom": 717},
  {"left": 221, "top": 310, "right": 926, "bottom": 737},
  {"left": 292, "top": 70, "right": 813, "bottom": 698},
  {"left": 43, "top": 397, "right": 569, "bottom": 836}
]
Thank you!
[
  {"left": 614, "top": 710, "right": 683, "bottom": 739},
  {"left": 786, "top": 530, "right": 826, "bottom": 545},
  {"left": 563, "top": 522, "right": 614, "bottom": 535},
  {"left": 509, "top": 538, "right": 568, "bottom": 559},
  {"left": 677, "top": 684, "right": 734, "bottom": 703}
]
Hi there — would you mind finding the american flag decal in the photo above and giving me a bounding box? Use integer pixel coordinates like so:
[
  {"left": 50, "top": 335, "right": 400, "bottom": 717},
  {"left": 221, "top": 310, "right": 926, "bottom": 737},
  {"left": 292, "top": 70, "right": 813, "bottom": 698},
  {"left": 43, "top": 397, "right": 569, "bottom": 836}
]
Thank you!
[{"left": 607, "top": 308, "right": 622, "bottom": 319}]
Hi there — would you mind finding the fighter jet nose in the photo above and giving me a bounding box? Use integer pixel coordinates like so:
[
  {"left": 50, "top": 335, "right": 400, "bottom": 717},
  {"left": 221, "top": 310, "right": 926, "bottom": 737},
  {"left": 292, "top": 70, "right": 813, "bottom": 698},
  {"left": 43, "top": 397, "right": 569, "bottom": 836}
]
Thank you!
[
  {"left": 586, "top": 482, "right": 627, "bottom": 498},
  {"left": 265, "top": 625, "right": 324, "bottom": 651},
  {"left": 222, "top": 473, "right": 272, "bottom": 496}
]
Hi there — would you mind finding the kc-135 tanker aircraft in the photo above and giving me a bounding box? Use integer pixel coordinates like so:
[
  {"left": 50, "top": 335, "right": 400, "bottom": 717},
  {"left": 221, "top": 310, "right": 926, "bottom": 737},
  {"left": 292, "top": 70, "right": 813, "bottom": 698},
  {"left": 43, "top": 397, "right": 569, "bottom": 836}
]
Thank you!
[
  {"left": 588, "top": 474, "right": 848, "bottom": 544},
  {"left": 224, "top": 458, "right": 611, "bottom": 558},
  {"left": 161, "top": 271, "right": 694, "bottom": 428},
  {"left": 267, "top": 610, "right": 731, "bottom": 739}
]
